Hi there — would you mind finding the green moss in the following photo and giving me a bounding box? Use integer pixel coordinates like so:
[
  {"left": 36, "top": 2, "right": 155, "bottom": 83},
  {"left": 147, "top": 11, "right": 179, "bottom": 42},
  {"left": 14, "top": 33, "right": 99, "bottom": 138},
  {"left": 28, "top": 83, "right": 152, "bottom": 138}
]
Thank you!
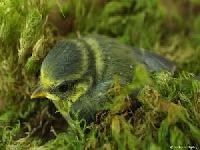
[{"left": 0, "top": 0, "right": 200, "bottom": 149}]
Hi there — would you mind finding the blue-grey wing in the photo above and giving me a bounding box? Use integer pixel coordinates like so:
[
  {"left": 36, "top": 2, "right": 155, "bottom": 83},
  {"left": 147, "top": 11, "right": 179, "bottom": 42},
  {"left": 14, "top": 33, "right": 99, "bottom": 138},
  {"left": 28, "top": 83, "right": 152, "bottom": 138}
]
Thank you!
[{"left": 133, "top": 48, "right": 176, "bottom": 73}]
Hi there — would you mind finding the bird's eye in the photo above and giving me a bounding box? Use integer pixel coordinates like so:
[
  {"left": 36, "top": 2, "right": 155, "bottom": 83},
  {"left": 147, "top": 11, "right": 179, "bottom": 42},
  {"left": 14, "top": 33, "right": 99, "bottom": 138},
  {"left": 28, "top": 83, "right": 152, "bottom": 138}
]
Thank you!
[
  {"left": 58, "top": 81, "right": 70, "bottom": 93},
  {"left": 57, "top": 80, "right": 76, "bottom": 93}
]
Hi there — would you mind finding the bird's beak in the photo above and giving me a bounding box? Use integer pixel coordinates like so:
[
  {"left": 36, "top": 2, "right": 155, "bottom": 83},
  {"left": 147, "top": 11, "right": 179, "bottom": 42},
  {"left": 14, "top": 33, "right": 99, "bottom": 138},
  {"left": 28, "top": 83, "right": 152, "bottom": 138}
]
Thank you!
[{"left": 31, "top": 86, "right": 47, "bottom": 99}]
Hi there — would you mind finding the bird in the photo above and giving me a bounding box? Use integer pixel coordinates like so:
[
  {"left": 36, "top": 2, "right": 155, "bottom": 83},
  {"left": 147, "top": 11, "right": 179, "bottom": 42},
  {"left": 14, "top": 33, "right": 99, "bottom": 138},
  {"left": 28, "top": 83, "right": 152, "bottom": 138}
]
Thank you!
[{"left": 31, "top": 35, "right": 176, "bottom": 123}]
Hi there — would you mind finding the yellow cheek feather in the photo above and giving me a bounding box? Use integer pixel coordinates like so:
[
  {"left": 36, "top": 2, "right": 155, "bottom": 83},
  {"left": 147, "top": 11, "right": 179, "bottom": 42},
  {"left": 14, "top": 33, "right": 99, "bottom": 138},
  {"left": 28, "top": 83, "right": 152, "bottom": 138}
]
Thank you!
[
  {"left": 51, "top": 76, "right": 93, "bottom": 117},
  {"left": 68, "top": 76, "right": 93, "bottom": 103}
]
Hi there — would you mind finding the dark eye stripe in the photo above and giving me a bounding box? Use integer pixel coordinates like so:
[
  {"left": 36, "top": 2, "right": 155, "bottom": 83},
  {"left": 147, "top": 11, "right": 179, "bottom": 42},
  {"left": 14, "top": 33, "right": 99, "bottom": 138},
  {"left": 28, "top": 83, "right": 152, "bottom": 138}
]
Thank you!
[
  {"left": 57, "top": 80, "right": 79, "bottom": 93},
  {"left": 58, "top": 81, "right": 69, "bottom": 92}
]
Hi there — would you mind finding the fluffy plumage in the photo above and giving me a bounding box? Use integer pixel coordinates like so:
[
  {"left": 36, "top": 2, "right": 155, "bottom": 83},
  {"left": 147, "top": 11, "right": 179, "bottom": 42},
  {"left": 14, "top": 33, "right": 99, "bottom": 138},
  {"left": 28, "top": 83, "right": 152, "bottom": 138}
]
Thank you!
[{"left": 31, "top": 35, "right": 175, "bottom": 122}]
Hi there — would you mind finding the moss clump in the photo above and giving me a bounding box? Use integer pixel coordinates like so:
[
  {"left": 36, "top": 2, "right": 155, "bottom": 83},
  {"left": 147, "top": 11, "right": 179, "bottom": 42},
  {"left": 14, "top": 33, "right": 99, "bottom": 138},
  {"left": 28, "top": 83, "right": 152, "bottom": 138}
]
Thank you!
[{"left": 0, "top": 0, "right": 200, "bottom": 149}]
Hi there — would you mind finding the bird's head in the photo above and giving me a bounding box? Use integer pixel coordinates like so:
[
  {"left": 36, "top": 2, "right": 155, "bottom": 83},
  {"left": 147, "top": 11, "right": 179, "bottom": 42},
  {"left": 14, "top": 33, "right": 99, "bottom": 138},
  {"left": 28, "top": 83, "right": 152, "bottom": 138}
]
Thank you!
[{"left": 31, "top": 39, "right": 94, "bottom": 117}]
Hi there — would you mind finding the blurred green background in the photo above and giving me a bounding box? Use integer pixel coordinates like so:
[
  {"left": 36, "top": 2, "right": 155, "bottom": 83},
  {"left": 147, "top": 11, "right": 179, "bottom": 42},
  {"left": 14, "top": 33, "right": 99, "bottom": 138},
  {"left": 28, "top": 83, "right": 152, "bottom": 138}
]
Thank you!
[{"left": 0, "top": 0, "right": 200, "bottom": 149}]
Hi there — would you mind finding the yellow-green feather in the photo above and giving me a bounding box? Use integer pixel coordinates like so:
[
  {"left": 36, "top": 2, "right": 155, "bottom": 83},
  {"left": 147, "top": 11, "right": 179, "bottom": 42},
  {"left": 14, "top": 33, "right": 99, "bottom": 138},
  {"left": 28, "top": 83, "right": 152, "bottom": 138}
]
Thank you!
[{"left": 84, "top": 38, "right": 105, "bottom": 82}]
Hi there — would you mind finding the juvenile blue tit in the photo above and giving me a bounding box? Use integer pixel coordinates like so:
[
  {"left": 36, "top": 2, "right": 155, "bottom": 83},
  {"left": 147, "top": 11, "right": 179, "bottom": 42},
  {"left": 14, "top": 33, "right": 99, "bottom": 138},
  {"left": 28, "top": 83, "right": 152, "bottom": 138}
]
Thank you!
[{"left": 31, "top": 35, "right": 175, "bottom": 122}]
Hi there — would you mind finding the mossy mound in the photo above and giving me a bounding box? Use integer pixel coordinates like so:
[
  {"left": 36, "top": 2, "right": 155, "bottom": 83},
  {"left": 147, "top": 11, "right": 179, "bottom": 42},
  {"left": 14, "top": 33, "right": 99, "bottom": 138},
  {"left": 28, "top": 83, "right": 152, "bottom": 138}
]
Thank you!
[{"left": 0, "top": 0, "right": 200, "bottom": 149}]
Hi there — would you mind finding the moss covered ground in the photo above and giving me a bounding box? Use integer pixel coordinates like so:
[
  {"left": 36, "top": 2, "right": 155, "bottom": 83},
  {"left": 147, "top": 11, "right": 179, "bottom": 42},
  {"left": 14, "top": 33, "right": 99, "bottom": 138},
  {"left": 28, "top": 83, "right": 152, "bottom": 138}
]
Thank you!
[{"left": 0, "top": 0, "right": 200, "bottom": 149}]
